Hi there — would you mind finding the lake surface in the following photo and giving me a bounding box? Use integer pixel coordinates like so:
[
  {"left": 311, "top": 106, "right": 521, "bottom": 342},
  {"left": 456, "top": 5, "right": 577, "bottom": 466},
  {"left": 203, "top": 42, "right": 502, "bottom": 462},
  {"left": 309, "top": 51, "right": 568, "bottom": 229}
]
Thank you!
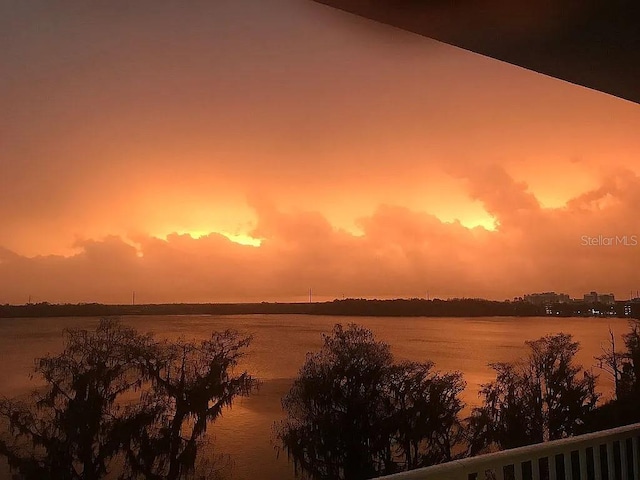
[{"left": 0, "top": 315, "right": 633, "bottom": 479}]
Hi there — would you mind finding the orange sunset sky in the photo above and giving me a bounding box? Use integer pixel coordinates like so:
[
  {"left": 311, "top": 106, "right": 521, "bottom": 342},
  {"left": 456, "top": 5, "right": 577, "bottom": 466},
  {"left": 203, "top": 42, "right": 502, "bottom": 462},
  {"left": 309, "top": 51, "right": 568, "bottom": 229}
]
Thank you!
[{"left": 1, "top": 0, "right": 639, "bottom": 304}]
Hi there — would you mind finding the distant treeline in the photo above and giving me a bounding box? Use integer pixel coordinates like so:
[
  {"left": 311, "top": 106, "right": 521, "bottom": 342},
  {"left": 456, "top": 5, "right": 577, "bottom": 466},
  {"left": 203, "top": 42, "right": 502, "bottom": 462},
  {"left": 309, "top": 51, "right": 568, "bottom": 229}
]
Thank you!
[
  {"left": 1, "top": 298, "right": 638, "bottom": 319},
  {"left": 1, "top": 298, "right": 543, "bottom": 318}
]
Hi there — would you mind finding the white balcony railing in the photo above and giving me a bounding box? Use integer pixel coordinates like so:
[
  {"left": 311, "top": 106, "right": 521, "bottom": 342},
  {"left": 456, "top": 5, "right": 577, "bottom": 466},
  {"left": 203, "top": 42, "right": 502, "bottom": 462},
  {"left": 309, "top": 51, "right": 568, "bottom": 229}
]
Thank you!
[{"left": 378, "top": 423, "right": 640, "bottom": 480}]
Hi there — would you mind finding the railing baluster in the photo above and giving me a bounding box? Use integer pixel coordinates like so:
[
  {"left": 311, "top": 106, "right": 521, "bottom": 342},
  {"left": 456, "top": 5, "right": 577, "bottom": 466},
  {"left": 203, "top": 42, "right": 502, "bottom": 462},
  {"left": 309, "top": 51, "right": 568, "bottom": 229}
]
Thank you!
[
  {"left": 514, "top": 461, "right": 523, "bottom": 480},
  {"left": 579, "top": 448, "right": 587, "bottom": 480},
  {"left": 633, "top": 436, "right": 639, "bottom": 480},
  {"left": 531, "top": 458, "right": 540, "bottom": 480},
  {"left": 564, "top": 451, "right": 573, "bottom": 480},
  {"left": 495, "top": 465, "right": 505, "bottom": 480},
  {"left": 607, "top": 442, "right": 615, "bottom": 480},
  {"left": 620, "top": 437, "right": 628, "bottom": 480},
  {"left": 594, "top": 444, "right": 602, "bottom": 480},
  {"left": 549, "top": 454, "right": 557, "bottom": 480}
]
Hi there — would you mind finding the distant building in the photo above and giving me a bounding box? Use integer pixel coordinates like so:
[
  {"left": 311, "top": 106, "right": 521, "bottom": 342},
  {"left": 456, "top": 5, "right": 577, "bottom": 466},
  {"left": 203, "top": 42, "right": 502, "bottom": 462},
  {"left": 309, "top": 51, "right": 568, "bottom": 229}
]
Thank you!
[
  {"left": 523, "top": 292, "right": 570, "bottom": 306},
  {"left": 583, "top": 291, "right": 599, "bottom": 303},
  {"left": 583, "top": 291, "right": 615, "bottom": 304},
  {"left": 599, "top": 293, "right": 615, "bottom": 305}
]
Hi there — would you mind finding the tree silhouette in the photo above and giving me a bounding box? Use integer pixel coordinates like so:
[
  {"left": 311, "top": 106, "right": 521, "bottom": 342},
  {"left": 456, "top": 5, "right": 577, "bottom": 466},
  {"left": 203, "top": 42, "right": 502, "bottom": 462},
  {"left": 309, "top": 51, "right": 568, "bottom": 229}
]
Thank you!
[
  {"left": 123, "top": 331, "right": 258, "bottom": 480},
  {"left": 468, "top": 333, "right": 598, "bottom": 454},
  {"left": 595, "top": 327, "right": 625, "bottom": 399},
  {"left": 618, "top": 320, "right": 640, "bottom": 398},
  {"left": 593, "top": 321, "right": 640, "bottom": 401},
  {"left": 583, "top": 320, "right": 640, "bottom": 432},
  {"left": 276, "top": 324, "right": 465, "bottom": 480},
  {"left": 0, "top": 319, "right": 256, "bottom": 480},
  {"left": 0, "top": 319, "right": 150, "bottom": 479},
  {"left": 385, "top": 361, "right": 465, "bottom": 469}
]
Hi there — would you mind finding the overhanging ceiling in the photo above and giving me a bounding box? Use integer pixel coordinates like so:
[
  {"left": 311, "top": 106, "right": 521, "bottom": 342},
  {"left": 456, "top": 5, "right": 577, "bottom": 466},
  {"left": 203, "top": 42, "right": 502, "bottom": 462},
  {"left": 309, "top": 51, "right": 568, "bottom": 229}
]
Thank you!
[{"left": 313, "top": 0, "right": 640, "bottom": 105}]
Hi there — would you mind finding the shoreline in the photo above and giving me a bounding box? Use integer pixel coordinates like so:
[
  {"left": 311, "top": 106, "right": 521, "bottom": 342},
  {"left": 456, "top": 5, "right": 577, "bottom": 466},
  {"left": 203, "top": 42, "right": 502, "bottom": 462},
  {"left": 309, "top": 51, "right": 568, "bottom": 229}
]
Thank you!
[{"left": 2, "top": 298, "right": 636, "bottom": 319}]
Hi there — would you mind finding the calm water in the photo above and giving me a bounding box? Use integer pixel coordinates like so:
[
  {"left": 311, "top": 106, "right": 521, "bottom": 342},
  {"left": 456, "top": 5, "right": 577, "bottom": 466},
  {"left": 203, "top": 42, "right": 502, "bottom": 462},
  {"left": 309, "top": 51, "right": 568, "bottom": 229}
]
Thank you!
[{"left": 0, "top": 315, "right": 633, "bottom": 479}]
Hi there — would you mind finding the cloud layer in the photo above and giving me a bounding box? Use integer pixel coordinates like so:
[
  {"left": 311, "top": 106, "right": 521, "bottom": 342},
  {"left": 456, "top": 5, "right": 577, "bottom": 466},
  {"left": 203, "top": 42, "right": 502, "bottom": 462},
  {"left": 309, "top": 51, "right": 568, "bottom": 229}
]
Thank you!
[{"left": 2, "top": 167, "right": 638, "bottom": 304}]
